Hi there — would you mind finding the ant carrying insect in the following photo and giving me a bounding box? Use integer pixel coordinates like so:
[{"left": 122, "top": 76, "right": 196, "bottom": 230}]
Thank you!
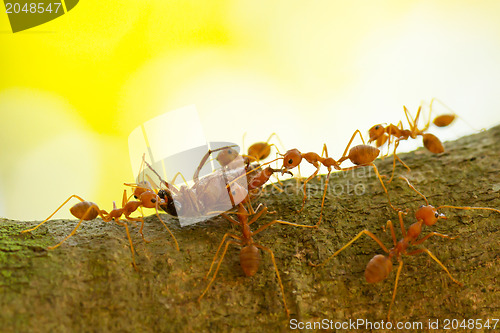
[
  {"left": 22, "top": 184, "right": 179, "bottom": 270},
  {"left": 22, "top": 157, "right": 180, "bottom": 270}
]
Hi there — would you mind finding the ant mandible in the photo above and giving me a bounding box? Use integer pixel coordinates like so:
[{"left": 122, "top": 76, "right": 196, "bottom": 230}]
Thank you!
[
  {"left": 310, "top": 176, "right": 500, "bottom": 320},
  {"left": 198, "top": 202, "right": 316, "bottom": 317}
]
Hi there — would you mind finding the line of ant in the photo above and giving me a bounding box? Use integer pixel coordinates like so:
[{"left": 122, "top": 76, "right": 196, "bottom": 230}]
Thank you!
[
  {"left": 21, "top": 106, "right": 491, "bottom": 320},
  {"left": 220, "top": 129, "right": 405, "bottom": 227},
  {"left": 367, "top": 98, "right": 463, "bottom": 182}
]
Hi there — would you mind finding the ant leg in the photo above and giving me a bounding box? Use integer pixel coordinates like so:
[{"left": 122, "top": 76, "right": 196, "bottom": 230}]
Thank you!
[
  {"left": 388, "top": 140, "right": 402, "bottom": 183},
  {"left": 412, "top": 106, "right": 424, "bottom": 133},
  {"left": 47, "top": 218, "right": 85, "bottom": 250},
  {"left": 413, "top": 232, "right": 458, "bottom": 246},
  {"left": 251, "top": 219, "right": 317, "bottom": 237},
  {"left": 153, "top": 204, "right": 179, "bottom": 251},
  {"left": 309, "top": 229, "right": 390, "bottom": 268},
  {"left": 436, "top": 205, "right": 500, "bottom": 215},
  {"left": 198, "top": 240, "right": 242, "bottom": 302},
  {"left": 397, "top": 211, "right": 407, "bottom": 238},
  {"left": 337, "top": 163, "right": 399, "bottom": 211},
  {"left": 204, "top": 233, "right": 243, "bottom": 279},
  {"left": 387, "top": 260, "right": 404, "bottom": 322},
  {"left": 193, "top": 145, "right": 238, "bottom": 182},
  {"left": 371, "top": 164, "right": 399, "bottom": 211},
  {"left": 247, "top": 205, "right": 268, "bottom": 226},
  {"left": 317, "top": 169, "right": 332, "bottom": 226},
  {"left": 337, "top": 130, "right": 366, "bottom": 165},
  {"left": 266, "top": 175, "right": 284, "bottom": 193},
  {"left": 297, "top": 164, "right": 321, "bottom": 214},
  {"left": 22, "top": 195, "right": 86, "bottom": 233},
  {"left": 170, "top": 172, "right": 189, "bottom": 187},
  {"left": 399, "top": 176, "right": 429, "bottom": 205},
  {"left": 254, "top": 244, "right": 290, "bottom": 317},
  {"left": 221, "top": 213, "right": 243, "bottom": 226},
  {"left": 114, "top": 219, "right": 138, "bottom": 271},
  {"left": 126, "top": 215, "right": 150, "bottom": 243},
  {"left": 403, "top": 106, "right": 415, "bottom": 132},
  {"left": 315, "top": 144, "right": 333, "bottom": 225},
  {"left": 266, "top": 132, "right": 285, "bottom": 151},
  {"left": 385, "top": 220, "right": 397, "bottom": 246},
  {"left": 47, "top": 204, "right": 102, "bottom": 250},
  {"left": 406, "top": 248, "right": 463, "bottom": 286},
  {"left": 422, "top": 99, "right": 435, "bottom": 132}
]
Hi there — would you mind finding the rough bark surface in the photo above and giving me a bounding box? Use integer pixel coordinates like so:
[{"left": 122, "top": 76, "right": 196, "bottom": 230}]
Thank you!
[{"left": 1, "top": 125, "right": 499, "bottom": 333}]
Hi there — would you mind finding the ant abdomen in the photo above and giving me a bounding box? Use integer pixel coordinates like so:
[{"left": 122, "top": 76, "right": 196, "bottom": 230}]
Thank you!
[
  {"left": 348, "top": 145, "right": 380, "bottom": 166},
  {"left": 422, "top": 133, "right": 444, "bottom": 154},
  {"left": 70, "top": 201, "right": 99, "bottom": 220},
  {"left": 240, "top": 245, "right": 261, "bottom": 276},
  {"left": 433, "top": 114, "right": 456, "bottom": 127},
  {"left": 248, "top": 142, "right": 272, "bottom": 161},
  {"left": 365, "top": 254, "right": 392, "bottom": 283}
]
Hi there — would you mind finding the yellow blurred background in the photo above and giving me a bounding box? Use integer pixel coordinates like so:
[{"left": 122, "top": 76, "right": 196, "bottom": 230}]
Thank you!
[{"left": 1, "top": 0, "right": 500, "bottom": 220}]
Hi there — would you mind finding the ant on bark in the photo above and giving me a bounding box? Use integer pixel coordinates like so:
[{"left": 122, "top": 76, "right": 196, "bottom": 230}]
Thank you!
[
  {"left": 280, "top": 129, "right": 398, "bottom": 225},
  {"left": 22, "top": 158, "right": 180, "bottom": 270},
  {"left": 368, "top": 99, "right": 457, "bottom": 182},
  {"left": 216, "top": 134, "right": 287, "bottom": 195},
  {"left": 309, "top": 176, "right": 500, "bottom": 320},
  {"left": 22, "top": 184, "right": 179, "bottom": 270},
  {"left": 198, "top": 202, "right": 316, "bottom": 317}
]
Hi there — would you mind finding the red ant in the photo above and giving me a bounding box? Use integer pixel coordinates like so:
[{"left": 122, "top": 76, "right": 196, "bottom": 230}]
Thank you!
[
  {"left": 368, "top": 99, "right": 457, "bottom": 182},
  {"left": 216, "top": 133, "right": 284, "bottom": 166},
  {"left": 216, "top": 135, "right": 287, "bottom": 195},
  {"left": 310, "top": 176, "right": 500, "bottom": 320},
  {"left": 22, "top": 182, "right": 179, "bottom": 270},
  {"left": 280, "top": 129, "right": 398, "bottom": 225},
  {"left": 243, "top": 132, "right": 284, "bottom": 163},
  {"left": 198, "top": 202, "right": 316, "bottom": 317}
]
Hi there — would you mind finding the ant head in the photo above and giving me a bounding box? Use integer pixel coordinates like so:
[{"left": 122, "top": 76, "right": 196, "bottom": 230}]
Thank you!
[
  {"left": 132, "top": 181, "right": 152, "bottom": 199},
  {"left": 281, "top": 149, "right": 302, "bottom": 170},
  {"left": 415, "top": 205, "right": 446, "bottom": 226},
  {"left": 139, "top": 191, "right": 160, "bottom": 209},
  {"left": 216, "top": 147, "right": 239, "bottom": 167},
  {"left": 368, "top": 124, "right": 385, "bottom": 142}
]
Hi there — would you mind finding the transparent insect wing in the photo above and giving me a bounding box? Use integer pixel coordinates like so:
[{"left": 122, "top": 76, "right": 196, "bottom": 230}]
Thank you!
[{"left": 128, "top": 106, "right": 248, "bottom": 226}]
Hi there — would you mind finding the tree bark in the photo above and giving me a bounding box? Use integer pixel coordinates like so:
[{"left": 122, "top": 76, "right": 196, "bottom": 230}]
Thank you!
[{"left": 1, "top": 125, "right": 499, "bottom": 332}]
